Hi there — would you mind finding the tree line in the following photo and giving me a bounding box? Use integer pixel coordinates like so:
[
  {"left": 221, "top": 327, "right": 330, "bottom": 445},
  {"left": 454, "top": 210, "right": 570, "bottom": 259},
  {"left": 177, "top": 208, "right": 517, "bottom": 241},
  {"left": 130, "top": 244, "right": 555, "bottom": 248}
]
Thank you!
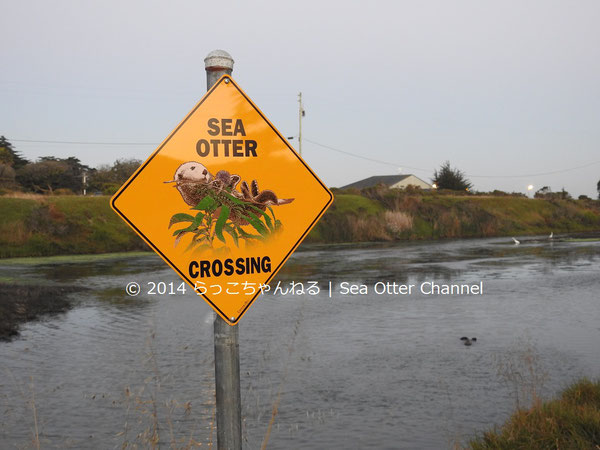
[
  {"left": 429, "top": 161, "right": 597, "bottom": 199},
  {"left": 2, "top": 136, "right": 599, "bottom": 198},
  {"left": 0, "top": 136, "right": 141, "bottom": 195}
]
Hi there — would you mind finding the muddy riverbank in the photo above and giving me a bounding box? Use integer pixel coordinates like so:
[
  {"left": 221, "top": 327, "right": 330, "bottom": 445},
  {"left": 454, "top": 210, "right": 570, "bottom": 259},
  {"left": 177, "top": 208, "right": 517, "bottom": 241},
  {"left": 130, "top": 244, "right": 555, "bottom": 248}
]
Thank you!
[{"left": 0, "top": 284, "right": 84, "bottom": 341}]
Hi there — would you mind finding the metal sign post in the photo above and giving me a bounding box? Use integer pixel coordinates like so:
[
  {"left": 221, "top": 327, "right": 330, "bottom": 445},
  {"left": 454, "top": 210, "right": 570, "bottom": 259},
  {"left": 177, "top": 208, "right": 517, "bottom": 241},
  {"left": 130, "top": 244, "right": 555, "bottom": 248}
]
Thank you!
[
  {"left": 111, "top": 47, "right": 332, "bottom": 450},
  {"left": 213, "top": 315, "right": 242, "bottom": 449},
  {"left": 205, "top": 50, "right": 242, "bottom": 450}
]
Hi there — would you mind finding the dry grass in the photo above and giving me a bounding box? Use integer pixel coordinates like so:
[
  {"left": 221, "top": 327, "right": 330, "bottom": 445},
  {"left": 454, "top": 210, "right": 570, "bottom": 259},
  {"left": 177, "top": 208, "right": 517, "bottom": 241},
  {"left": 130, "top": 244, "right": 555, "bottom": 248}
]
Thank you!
[
  {"left": 260, "top": 310, "right": 304, "bottom": 450},
  {"left": 347, "top": 215, "right": 391, "bottom": 241},
  {"left": 340, "top": 186, "right": 600, "bottom": 241},
  {"left": 1, "top": 191, "right": 47, "bottom": 200},
  {"left": 118, "top": 329, "right": 212, "bottom": 449},
  {"left": 0, "top": 220, "right": 31, "bottom": 245},
  {"left": 464, "top": 339, "right": 600, "bottom": 449},
  {"left": 493, "top": 337, "right": 548, "bottom": 410},
  {"left": 29, "top": 377, "right": 40, "bottom": 450},
  {"left": 383, "top": 210, "right": 413, "bottom": 234},
  {"left": 464, "top": 338, "right": 600, "bottom": 450},
  {"left": 3, "top": 371, "right": 42, "bottom": 449},
  {"left": 467, "top": 379, "right": 600, "bottom": 449}
]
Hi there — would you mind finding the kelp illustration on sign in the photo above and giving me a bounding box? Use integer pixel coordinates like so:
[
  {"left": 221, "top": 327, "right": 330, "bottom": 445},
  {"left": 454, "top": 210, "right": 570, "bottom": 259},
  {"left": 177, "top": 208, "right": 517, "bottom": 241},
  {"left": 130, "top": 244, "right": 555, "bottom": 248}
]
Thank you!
[{"left": 165, "top": 162, "right": 294, "bottom": 251}]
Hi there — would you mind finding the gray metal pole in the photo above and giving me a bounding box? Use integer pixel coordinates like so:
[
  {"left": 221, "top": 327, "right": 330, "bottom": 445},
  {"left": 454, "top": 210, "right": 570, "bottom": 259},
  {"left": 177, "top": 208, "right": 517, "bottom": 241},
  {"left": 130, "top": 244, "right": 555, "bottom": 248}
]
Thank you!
[
  {"left": 213, "top": 317, "right": 242, "bottom": 450},
  {"left": 204, "top": 49, "right": 242, "bottom": 450}
]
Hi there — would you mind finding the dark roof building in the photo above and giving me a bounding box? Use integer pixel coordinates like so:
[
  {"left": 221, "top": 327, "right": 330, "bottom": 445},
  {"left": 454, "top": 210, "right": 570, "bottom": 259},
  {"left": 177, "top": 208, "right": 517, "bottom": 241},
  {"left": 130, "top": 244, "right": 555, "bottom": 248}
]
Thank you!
[{"left": 341, "top": 174, "right": 432, "bottom": 190}]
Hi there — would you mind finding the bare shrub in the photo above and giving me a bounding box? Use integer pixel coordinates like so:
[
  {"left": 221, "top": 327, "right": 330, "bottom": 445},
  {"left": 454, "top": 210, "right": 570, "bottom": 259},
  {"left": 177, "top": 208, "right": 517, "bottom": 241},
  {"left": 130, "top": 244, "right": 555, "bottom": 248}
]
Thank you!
[
  {"left": 399, "top": 195, "right": 422, "bottom": 211},
  {"left": 493, "top": 336, "right": 548, "bottom": 409},
  {"left": 347, "top": 216, "right": 391, "bottom": 241},
  {"left": 434, "top": 211, "right": 461, "bottom": 238},
  {"left": 384, "top": 210, "right": 413, "bottom": 234},
  {"left": 25, "top": 204, "right": 72, "bottom": 236}
]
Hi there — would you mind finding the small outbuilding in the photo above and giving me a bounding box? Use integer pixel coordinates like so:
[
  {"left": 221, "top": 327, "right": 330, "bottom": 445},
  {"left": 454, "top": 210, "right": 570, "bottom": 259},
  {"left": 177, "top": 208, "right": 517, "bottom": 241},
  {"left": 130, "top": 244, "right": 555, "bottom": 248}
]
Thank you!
[{"left": 341, "top": 174, "right": 432, "bottom": 190}]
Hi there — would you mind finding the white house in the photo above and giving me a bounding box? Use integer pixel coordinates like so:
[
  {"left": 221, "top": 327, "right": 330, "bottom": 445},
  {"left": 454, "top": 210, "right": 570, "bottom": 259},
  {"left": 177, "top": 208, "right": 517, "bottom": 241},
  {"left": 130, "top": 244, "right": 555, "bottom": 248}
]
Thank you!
[{"left": 341, "top": 174, "right": 432, "bottom": 190}]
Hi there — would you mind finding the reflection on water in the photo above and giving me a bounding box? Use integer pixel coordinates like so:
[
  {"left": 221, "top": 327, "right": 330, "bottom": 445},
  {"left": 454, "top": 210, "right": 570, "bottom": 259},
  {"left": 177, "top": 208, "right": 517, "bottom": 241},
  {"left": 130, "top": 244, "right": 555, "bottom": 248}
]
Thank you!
[{"left": 1, "top": 237, "right": 599, "bottom": 449}]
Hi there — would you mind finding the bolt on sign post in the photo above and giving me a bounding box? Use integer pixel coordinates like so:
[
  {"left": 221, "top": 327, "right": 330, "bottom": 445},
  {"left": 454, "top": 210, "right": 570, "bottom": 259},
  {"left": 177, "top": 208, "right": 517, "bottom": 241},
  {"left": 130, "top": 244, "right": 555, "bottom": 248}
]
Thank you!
[{"left": 111, "top": 54, "right": 333, "bottom": 325}]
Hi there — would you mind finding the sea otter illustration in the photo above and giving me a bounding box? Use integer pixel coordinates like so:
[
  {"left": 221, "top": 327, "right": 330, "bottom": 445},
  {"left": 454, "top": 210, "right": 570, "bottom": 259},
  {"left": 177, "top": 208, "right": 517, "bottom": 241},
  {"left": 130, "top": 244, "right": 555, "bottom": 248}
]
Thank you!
[{"left": 165, "top": 161, "right": 293, "bottom": 225}]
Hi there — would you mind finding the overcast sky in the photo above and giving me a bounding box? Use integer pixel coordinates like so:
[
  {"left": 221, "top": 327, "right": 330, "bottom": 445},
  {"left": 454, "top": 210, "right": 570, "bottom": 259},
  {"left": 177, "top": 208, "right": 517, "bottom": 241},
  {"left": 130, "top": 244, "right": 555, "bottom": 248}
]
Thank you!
[{"left": 2, "top": 0, "right": 599, "bottom": 196}]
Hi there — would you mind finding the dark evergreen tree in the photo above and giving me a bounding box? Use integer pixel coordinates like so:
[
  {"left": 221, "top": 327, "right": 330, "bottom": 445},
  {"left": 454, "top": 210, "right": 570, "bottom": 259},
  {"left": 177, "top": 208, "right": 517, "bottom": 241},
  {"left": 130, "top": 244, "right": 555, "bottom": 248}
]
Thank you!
[
  {"left": 16, "top": 160, "right": 70, "bottom": 193},
  {"left": 17, "top": 156, "right": 92, "bottom": 193},
  {"left": 0, "top": 136, "right": 29, "bottom": 169},
  {"left": 432, "top": 161, "right": 473, "bottom": 191}
]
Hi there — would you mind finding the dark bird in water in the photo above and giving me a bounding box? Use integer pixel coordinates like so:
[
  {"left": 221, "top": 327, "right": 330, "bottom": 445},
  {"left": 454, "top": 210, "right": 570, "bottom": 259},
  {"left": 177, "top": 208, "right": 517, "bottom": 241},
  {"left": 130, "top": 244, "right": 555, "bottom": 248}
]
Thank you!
[{"left": 460, "top": 337, "right": 477, "bottom": 346}]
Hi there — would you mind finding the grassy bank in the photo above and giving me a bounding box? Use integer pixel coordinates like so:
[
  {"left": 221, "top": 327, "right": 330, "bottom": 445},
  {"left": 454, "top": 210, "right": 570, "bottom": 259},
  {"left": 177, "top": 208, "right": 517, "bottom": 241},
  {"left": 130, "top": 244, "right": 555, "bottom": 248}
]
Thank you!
[
  {"left": 0, "top": 191, "right": 599, "bottom": 257},
  {"left": 0, "top": 195, "right": 147, "bottom": 258},
  {"left": 467, "top": 378, "right": 600, "bottom": 449},
  {"left": 308, "top": 188, "right": 600, "bottom": 243}
]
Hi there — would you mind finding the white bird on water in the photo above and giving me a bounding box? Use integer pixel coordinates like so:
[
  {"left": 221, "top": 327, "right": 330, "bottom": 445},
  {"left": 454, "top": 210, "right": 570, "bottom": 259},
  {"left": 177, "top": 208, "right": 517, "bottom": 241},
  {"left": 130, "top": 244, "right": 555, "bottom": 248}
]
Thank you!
[
  {"left": 512, "top": 237, "right": 520, "bottom": 245},
  {"left": 549, "top": 232, "right": 553, "bottom": 239}
]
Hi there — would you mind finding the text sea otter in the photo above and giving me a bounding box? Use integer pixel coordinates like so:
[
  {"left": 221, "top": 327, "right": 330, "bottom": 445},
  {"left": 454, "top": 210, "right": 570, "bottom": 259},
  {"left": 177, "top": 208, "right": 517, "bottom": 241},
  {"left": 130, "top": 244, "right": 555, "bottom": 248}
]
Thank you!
[{"left": 196, "top": 118, "right": 258, "bottom": 158}]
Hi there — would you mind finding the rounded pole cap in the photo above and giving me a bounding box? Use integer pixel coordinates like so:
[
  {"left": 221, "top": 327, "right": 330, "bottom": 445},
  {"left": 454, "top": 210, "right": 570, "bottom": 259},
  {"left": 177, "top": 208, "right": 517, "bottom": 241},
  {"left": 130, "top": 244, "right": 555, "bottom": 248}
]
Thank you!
[{"left": 204, "top": 50, "right": 234, "bottom": 71}]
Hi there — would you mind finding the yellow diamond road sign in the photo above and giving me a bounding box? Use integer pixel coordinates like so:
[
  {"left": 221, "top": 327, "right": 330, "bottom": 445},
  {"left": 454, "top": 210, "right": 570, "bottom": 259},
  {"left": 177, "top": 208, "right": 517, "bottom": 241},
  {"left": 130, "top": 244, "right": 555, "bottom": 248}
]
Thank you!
[{"left": 111, "top": 75, "right": 333, "bottom": 325}]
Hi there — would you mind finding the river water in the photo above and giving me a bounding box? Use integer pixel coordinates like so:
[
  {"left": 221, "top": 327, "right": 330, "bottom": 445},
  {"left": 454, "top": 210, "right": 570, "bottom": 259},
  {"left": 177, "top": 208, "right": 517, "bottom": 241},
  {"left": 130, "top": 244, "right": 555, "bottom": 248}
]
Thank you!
[{"left": 1, "top": 237, "right": 599, "bottom": 449}]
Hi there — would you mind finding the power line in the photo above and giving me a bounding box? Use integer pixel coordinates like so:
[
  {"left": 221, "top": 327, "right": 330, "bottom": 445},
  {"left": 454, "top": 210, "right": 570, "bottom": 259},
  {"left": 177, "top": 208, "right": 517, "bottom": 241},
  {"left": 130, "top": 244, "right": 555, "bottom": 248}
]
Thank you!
[
  {"left": 303, "top": 138, "right": 431, "bottom": 173},
  {"left": 303, "top": 137, "right": 600, "bottom": 179},
  {"left": 12, "top": 138, "right": 155, "bottom": 146},
  {"left": 11, "top": 136, "right": 600, "bottom": 179},
  {"left": 466, "top": 161, "right": 600, "bottom": 178}
]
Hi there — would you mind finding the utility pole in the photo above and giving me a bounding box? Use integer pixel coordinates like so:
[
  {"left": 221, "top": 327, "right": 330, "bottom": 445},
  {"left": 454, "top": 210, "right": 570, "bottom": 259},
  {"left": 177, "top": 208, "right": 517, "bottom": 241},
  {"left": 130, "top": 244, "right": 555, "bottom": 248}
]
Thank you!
[
  {"left": 298, "top": 92, "right": 304, "bottom": 156},
  {"left": 204, "top": 49, "right": 242, "bottom": 450}
]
